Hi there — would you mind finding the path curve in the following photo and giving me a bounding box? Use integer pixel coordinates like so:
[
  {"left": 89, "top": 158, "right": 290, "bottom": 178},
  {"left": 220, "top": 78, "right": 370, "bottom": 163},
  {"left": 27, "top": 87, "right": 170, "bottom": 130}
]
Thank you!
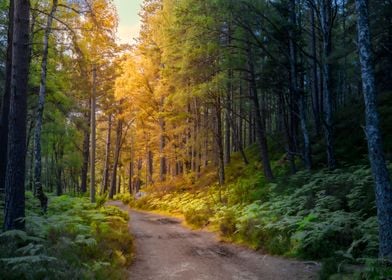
[{"left": 109, "top": 201, "right": 320, "bottom": 280}]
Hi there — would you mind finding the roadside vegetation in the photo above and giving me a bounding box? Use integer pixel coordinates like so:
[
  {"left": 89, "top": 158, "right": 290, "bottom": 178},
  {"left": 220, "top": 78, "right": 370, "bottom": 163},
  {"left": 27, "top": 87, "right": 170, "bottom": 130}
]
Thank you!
[
  {"left": 122, "top": 161, "right": 391, "bottom": 279},
  {"left": 0, "top": 194, "right": 133, "bottom": 280}
]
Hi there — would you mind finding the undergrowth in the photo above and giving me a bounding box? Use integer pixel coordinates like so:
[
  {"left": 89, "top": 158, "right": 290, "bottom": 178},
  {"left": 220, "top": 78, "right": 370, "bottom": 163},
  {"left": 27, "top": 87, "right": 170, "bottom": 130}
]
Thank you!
[
  {"left": 127, "top": 162, "right": 392, "bottom": 279},
  {"left": 0, "top": 193, "right": 133, "bottom": 280}
]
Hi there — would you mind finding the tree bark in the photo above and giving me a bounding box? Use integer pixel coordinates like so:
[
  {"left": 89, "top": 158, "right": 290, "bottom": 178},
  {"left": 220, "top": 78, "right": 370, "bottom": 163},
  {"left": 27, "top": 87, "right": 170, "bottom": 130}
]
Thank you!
[
  {"left": 0, "top": 0, "right": 14, "bottom": 197},
  {"left": 159, "top": 118, "right": 167, "bottom": 182},
  {"left": 117, "top": 166, "right": 121, "bottom": 194},
  {"left": 81, "top": 105, "right": 90, "bottom": 193},
  {"left": 247, "top": 42, "right": 274, "bottom": 180},
  {"left": 129, "top": 160, "right": 134, "bottom": 194},
  {"left": 4, "top": 0, "right": 31, "bottom": 231},
  {"left": 101, "top": 113, "right": 112, "bottom": 194},
  {"left": 33, "top": 0, "right": 58, "bottom": 212},
  {"left": 147, "top": 150, "right": 153, "bottom": 185},
  {"left": 224, "top": 75, "right": 232, "bottom": 165},
  {"left": 90, "top": 66, "right": 97, "bottom": 203},
  {"left": 54, "top": 140, "right": 64, "bottom": 196},
  {"left": 133, "top": 158, "right": 143, "bottom": 194},
  {"left": 355, "top": 0, "right": 392, "bottom": 260},
  {"left": 109, "top": 119, "right": 123, "bottom": 199},
  {"left": 289, "top": 0, "right": 312, "bottom": 170},
  {"left": 310, "top": 7, "right": 321, "bottom": 135},
  {"left": 320, "top": 0, "right": 337, "bottom": 169}
]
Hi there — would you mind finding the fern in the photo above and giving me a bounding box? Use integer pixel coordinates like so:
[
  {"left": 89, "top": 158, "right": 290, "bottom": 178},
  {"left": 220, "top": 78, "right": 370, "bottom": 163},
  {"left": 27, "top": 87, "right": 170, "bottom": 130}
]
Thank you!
[{"left": 0, "top": 194, "right": 133, "bottom": 279}]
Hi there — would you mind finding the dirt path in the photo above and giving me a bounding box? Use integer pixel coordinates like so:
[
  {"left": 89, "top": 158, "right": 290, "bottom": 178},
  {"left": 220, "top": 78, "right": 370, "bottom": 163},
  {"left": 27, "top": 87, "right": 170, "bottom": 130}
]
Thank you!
[{"left": 110, "top": 201, "right": 320, "bottom": 280}]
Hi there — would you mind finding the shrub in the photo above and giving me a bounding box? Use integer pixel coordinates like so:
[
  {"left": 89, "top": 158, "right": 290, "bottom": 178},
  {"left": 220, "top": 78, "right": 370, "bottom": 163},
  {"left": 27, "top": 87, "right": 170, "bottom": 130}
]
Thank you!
[{"left": 114, "top": 193, "right": 134, "bottom": 205}]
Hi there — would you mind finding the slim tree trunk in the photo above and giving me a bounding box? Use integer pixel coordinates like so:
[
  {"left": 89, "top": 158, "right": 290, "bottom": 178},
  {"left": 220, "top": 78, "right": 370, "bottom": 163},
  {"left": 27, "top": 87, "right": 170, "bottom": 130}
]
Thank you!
[
  {"left": 289, "top": 0, "right": 312, "bottom": 170},
  {"left": 134, "top": 158, "right": 143, "bottom": 194},
  {"left": 320, "top": 0, "right": 337, "bottom": 169},
  {"left": 355, "top": 0, "right": 392, "bottom": 260},
  {"left": 33, "top": 0, "right": 58, "bottom": 212},
  {"left": 81, "top": 104, "right": 90, "bottom": 193},
  {"left": 204, "top": 108, "right": 209, "bottom": 167},
  {"left": 0, "top": 0, "right": 14, "bottom": 197},
  {"left": 247, "top": 42, "right": 274, "bottom": 180},
  {"left": 4, "top": 0, "right": 30, "bottom": 231},
  {"left": 109, "top": 119, "right": 123, "bottom": 199},
  {"left": 90, "top": 66, "right": 97, "bottom": 203},
  {"left": 147, "top": 150, "right": 153, "bottom": 185},
  {"left": 214, "top": 100, "right": 225, "bottom": 202},
  {"left": 117, "top": 165, "right": 121, "bottom": 194},
  {"left": 129, "top": 160, "right": 134, "bottom": 194},
  {"left": 159, "top": 118, "right": 167, "bottom": 182},
  {"left": 101, "top": 113, "right": 112, "bottom": 194},
  {"left": 228, "top": 109, "right": 249, "bottom": 165},
  {"left": 224, "top": 75, "right": 232, "bottom": 165},
  {"left": 310, "top": 7, "right": 321, "bottom": 135},
  {"left": 54, "top": 140, "right": 64, "bottom": 196}
]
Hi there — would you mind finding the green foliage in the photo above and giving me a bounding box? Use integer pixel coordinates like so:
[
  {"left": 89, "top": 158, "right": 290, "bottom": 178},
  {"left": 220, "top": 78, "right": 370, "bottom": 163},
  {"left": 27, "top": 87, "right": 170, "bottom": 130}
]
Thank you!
[
  {"left": 95, "top": 194, "right": 108, "bottom": 208},
  {"left": 359, "top": 258, "right": 392, "bottom": 279},
  {"left": 114, "top": 193, "right": 134, "bottom": 205},
  {"left": 131, "top": 163, "right": 383, "bottom": 275},
  {"left": 0, "top": 193, "right": 133, "bottom": 279}
]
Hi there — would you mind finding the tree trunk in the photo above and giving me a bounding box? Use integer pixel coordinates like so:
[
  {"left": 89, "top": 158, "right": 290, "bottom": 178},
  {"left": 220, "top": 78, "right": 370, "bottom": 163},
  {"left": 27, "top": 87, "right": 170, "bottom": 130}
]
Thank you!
[
  {"left": 228, "top": 108, "right": 249, "bottom": 165},
  {"left": 147, "top": 150, "right": 153, "bottom": 185},
  {"left": 355, "top": 0, "right": 392, "bottom": 260},
  {"left": 159, "top": 118, "right": 167, "bottom": 182},
  {"left": 203, "top": 108, "right": 209, "bottom": 167},
  {"left": 224, "top": 75, "right": 232, "bottom": 165},
  {"left": 247, "top": 42, "right": 274, "bottom": 180},
  {"left": 129, "top": 160, "right": 134, "bottom": 194},
  {"left": 90, "top": 66, "right": 97, "bottom": 203},
  {"left": 289, "top": 0, "right": 312, "bottom": 170},
  {"left": 4, "top": 0, "right": 31, "bottom": 231},
  {"left": 81, "top": 108, "right": 90, "bottom": 193},
  {"left": 54, "top": 141, "right": 64, "bottom": 196},
  {"left": 0, "top": 0, "right": 14, "bottom": 197},
  {"left": 310, "top": 7, "right": 321, "bottom": 135},
  {"left": 101, "top": 113, "right": 112, "bottom": 194},
  {"left": 33, "top": 0, "right": 58, "bottom": 212},
  {"left": 109, "top": 120, "right": 123, "bottom": 199},
  {"left": 214, "top": 100, "right": 225, "bottom": 202},
  {"left": 133, "top": 158, "right": 143, "bottom": 194},
  {"left": 117, "top": 167, "right": 121, "bottom": 194},
  {"left": 320, "top": 0, "right": 337, "bottom": 169}
]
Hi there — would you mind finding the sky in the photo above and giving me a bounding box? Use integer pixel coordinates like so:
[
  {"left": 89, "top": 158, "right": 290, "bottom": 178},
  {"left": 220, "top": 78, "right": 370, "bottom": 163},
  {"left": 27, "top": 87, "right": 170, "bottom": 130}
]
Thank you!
[{"left": 113, "top": 0, "right": 144, "bottom": 45}]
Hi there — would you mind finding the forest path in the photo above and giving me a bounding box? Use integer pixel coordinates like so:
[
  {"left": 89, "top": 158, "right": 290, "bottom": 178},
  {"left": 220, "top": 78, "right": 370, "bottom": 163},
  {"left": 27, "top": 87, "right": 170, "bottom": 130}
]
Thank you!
[{"left": 109, "top": 201, "right": 320, "bottom": 280}]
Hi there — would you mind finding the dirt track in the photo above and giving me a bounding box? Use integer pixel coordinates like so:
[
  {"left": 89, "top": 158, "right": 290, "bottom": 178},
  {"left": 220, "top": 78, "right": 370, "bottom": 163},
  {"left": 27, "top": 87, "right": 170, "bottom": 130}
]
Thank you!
[{"left": 110, "top": 201, "right": 320, "bottom": 280}]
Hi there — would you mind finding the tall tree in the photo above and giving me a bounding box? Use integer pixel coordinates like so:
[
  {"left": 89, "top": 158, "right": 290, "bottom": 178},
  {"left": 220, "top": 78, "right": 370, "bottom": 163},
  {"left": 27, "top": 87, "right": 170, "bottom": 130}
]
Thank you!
[
  {"left": 247, "top": 41, "right": 274, "bottom": 180},
  {"left": 90, "top": 65, "right": 97, "bottom": 203},
  {"left": 355, "top": 0, "right": 392, "bottom": 260},
  {"left": 0, "top": 0, "right": 14, "bottom": 196},
  {"left": 4, "top": 0, "right": 31, "bottom": 230},
  {"left": 319, "top": 0, "right": 337, "bottom": 169},
  {"left": 33, "top": 0, "right": 58, "bottom": 212},
  {"left": 109, "top": 119, "right": 123, "bottom": 199},
  {"left": 101, "top": 113, "right": 112, "bottom": 194}
]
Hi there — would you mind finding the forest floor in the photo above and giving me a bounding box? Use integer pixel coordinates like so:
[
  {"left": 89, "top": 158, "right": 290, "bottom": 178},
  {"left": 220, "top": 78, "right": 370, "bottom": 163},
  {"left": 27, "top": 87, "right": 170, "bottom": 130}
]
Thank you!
[{"left": 109, "top": 201, "right": 321, "bottom": 280}]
